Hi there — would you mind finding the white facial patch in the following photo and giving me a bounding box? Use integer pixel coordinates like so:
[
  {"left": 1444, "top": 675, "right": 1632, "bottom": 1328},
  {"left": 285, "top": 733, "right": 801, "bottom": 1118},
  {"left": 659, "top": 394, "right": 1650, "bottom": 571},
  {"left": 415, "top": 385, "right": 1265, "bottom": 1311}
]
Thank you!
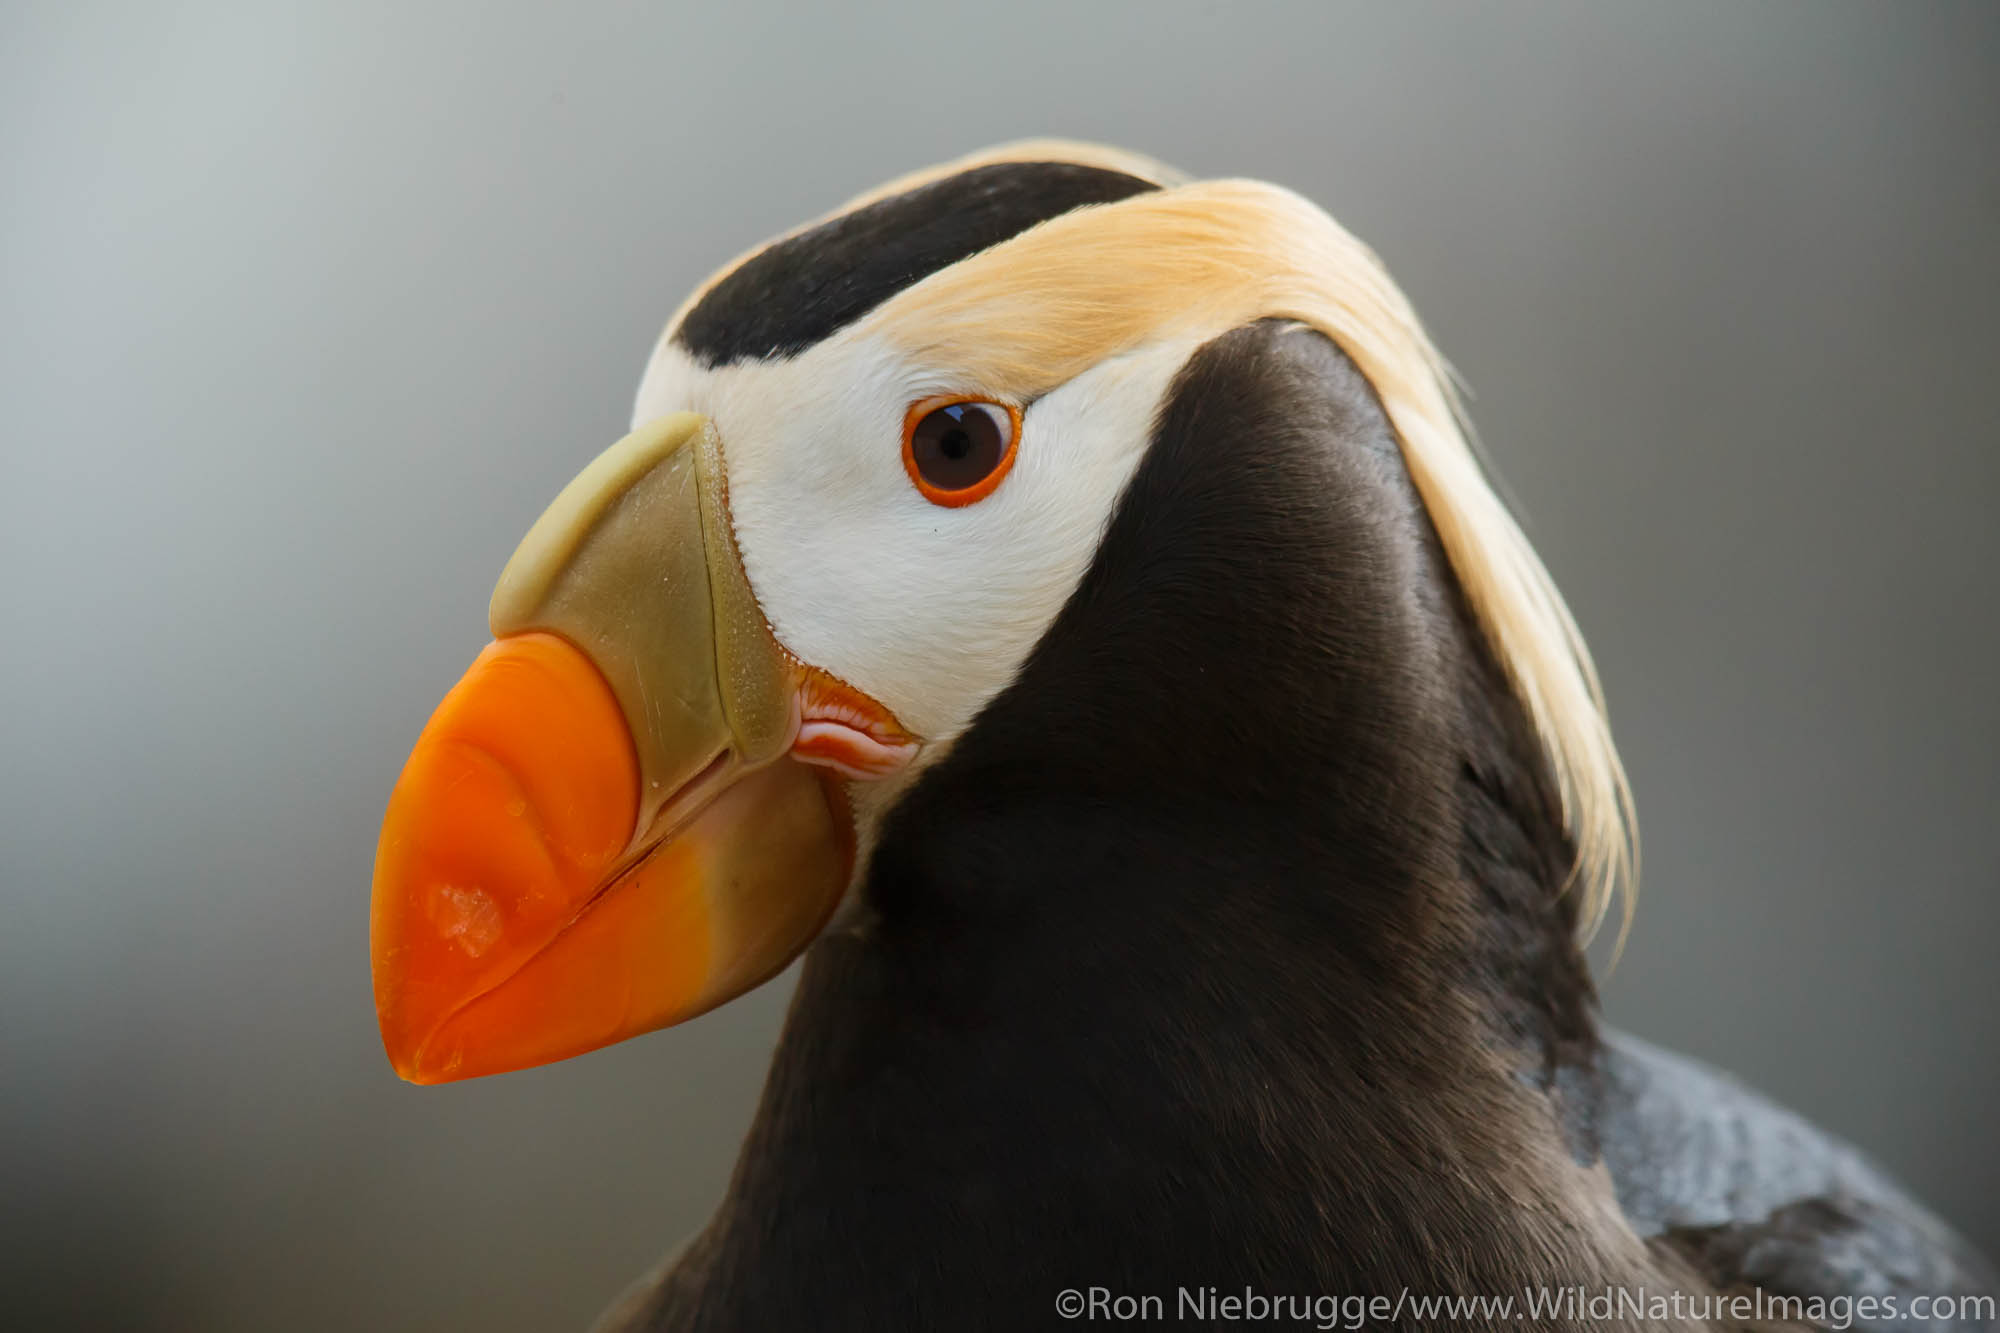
[{"left": 632, "top": 330, "right": 1200, "bottom": 747}]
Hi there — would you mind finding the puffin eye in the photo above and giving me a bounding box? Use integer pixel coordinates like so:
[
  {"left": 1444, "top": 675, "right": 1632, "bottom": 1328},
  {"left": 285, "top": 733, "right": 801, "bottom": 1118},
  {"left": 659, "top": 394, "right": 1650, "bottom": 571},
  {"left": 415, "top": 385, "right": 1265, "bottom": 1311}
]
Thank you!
[{"left": 902, "top": 396, "right": 1021, "bottom": 507}]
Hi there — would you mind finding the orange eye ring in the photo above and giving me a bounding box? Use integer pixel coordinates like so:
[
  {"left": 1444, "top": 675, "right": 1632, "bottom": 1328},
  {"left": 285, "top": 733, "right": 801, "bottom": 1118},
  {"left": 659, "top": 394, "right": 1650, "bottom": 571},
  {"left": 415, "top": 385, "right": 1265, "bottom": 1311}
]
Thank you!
[{"left": 901, "top": 394, "right": 1022, "bottom": 508}]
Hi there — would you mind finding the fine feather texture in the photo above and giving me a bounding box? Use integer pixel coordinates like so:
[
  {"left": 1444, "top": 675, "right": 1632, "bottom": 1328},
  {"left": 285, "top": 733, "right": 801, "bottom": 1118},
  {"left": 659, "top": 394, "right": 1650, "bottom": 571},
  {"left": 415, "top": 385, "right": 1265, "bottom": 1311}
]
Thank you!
[
  {"left": 607, "top": 320, "right": 1663, "bottom": 1331},
  {"left": 602, "top": 318, "right": 1993, "bottom": 1333},
  {"left": 644, "top": 141, "right": 1635, "bottom": 939},
  {"left": 854, "top": 173, "right": 1636, "bottom": 939}
]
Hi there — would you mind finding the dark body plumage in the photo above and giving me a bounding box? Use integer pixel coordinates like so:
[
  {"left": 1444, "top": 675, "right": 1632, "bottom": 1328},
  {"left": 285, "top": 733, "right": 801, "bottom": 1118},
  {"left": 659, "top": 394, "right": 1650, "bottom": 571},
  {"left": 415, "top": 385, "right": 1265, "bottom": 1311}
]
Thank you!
[{"left": 601, "top": 319, "right": 1992, "bottom": 1331}]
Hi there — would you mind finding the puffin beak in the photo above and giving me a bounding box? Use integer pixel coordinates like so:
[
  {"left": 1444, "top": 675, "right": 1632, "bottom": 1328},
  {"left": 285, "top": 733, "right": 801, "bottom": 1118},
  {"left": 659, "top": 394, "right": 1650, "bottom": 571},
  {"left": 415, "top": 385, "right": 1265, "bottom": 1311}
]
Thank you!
[{"left": 371, "top": 413, "right": 905, "bottom": 1084}]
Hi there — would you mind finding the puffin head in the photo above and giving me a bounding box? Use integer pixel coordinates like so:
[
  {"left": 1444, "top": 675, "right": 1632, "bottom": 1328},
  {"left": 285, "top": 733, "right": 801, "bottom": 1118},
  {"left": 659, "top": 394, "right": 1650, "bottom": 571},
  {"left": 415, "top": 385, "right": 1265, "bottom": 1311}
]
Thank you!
[{"left": 370, "top": 141, "right": 1633, "bottom": 1085}]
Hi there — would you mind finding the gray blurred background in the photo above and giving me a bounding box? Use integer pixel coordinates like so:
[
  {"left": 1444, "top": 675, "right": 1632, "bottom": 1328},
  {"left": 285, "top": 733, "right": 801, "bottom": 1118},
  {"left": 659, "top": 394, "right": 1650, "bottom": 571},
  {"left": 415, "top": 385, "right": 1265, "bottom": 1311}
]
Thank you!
[{"left": 3, "top": 2, "right": 1995, "bottom": 1328}]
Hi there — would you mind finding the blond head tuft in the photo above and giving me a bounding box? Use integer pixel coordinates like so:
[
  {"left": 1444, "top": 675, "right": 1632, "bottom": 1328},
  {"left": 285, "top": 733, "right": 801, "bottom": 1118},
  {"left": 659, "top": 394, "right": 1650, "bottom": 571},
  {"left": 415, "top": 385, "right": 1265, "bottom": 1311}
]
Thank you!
[{"left": 670, "top": 145, "right": 1638, "bottom": 939}]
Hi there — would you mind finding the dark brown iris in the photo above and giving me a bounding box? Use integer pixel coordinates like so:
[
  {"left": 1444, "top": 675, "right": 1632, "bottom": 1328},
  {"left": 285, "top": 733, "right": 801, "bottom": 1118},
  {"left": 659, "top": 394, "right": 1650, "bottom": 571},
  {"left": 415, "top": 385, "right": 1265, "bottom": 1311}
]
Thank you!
[{"left": 909, "top": 402, "right": 1009, "bottom": 494}]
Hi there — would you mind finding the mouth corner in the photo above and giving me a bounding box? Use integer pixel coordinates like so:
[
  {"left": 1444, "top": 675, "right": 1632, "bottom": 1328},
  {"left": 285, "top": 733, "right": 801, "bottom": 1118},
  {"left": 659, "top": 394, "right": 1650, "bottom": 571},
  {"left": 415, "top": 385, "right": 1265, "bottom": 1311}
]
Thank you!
[{"left": 789, "top": 666, "right": 923, "bottom": 781}]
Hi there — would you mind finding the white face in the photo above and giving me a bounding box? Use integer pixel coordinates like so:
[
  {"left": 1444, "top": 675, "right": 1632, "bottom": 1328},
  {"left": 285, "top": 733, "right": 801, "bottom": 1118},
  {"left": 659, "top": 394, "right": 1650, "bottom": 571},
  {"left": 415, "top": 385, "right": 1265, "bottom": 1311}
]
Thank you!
[{"left": 632, "top": 329, "right": 1202, "bottom": 750}]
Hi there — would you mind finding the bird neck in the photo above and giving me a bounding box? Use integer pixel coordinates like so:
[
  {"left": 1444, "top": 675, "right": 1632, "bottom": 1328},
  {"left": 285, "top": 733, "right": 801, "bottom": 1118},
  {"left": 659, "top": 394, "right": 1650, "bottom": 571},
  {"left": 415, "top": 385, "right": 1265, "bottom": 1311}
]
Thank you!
[
  {"left": 637, "top": 322, "right": 1658, "bottom": 1325},
  {"left": 654, "top": 662, "right": 1643, "bottom": 1327}
]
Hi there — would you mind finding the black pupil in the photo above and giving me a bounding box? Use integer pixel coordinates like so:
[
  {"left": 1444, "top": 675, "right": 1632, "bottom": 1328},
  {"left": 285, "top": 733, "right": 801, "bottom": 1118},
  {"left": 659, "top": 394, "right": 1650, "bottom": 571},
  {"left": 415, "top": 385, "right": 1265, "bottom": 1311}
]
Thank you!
[{"left": 912, "top": 403, "right": 1006, "bottom": 492}]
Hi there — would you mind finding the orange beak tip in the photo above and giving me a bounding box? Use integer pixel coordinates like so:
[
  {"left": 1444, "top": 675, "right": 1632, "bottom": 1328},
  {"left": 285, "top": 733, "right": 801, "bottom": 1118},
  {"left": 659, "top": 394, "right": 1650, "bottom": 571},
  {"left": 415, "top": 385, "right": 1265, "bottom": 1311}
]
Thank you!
[{"left": 370, "top": 634, "right": 855, "bottom": 1084}]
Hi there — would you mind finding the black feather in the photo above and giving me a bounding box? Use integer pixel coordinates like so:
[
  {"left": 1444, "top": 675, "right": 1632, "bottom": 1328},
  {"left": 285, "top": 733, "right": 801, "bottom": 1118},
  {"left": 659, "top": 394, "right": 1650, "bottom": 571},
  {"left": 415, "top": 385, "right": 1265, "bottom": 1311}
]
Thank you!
[{"left": 674, "top": 162, "right": 1157, "bottom": 365}]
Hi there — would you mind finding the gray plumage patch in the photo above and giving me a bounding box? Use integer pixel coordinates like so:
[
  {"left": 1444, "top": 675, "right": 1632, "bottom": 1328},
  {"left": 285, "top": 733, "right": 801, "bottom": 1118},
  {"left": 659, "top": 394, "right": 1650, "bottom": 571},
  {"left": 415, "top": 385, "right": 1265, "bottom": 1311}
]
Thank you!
[{"left": 1599, "top": 1029, "right": 1996, "bottom": 1330}]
